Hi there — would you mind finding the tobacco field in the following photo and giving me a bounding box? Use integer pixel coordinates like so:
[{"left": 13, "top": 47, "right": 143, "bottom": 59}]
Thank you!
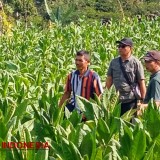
[{"left": 0, "top": 18, "right": 160, "bottom": 160}]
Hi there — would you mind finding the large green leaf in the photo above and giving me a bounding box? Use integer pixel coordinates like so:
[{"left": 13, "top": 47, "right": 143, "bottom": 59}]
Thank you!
[
  {"left": 0, "top": 137, "right": 6, "bottom": 159},
  {"left": 67, "top": 110, "right": 82, "bottom": 127},
  {"left": 4, "top": 103, "right": 16, "bottom": 124},
  {"left": 85, "top": 120, "right": 96, "bottom": 131},
  {"left": 24, "top": 128, "right": 35, "bottom": 160},
  {"left": 96, "top": 118, "right": 111, "bottom": 144},
  {"left": 130, "top": 126, "right": 146, "bottom": 159},
  {"left": 69, "top": 141, "right": 82, "bottom": 160},
  {"left": 14, "top": 99, "right": 28, "bottom": 120},
  {"left": 7, "top": 137, "right": 24, "bottom": 160},
  {"left": 35, "top": 149, "right": 49, "bottom": 160},
  {"left": 61, "top": 137, "right": 75, "bottom": 160},
  {"left": 94, "top": 146, "right": 103, "bottom": 160},
  {"left": 5, "top": 61, "right": 19, "bottom": 71},
  {"left": 0, "top": 121, "right": 7, "bottom": 139},
  {"left": 119, "top": 121, "right": 133, "bottom": 157},
  {"left": 142, "top": 102, "right": 160, "bottom": 139},
  {"left": 68, "top": 124, "right": 84, "bottom": 147},
  {"left": 143, "top": 142, "right": 155, "bottom": 160},
  {"left": 48, "top": 140, "right": 63, "bottom": 159},
  {"left": 76, "top": 96, "right": 94, "bottom": 120},
  {"left": 22, "top": 119, "right": 34, "bottom": 131},
  {"left": 80, "top": 131, "right": 96, "bottom": 159}
]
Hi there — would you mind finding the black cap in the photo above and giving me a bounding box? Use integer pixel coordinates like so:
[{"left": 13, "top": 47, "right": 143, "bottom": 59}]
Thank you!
[{"left": 116, "top": 38, "right": 133, "bottom": 47}]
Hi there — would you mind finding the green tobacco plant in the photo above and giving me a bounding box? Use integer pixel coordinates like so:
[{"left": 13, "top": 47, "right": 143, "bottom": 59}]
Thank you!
[{"left": 119, "top": 120, "right": 146, "bottom": 159}]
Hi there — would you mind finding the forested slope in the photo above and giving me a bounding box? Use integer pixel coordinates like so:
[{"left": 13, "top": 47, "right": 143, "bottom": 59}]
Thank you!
[{"left": 1, "top": 0, "right": 160, "bottom": 25}]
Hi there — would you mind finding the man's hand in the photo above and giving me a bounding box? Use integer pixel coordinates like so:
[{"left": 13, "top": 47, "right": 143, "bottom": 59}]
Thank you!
[
  {"left": 58, "top": 91, "right": 71, "bottom": 108},
  {"left": 82, "top": 114, "right": 87, "bottom": 122},
  {"left": 137, "top": 100, "right": 147, "bottom": 116}
]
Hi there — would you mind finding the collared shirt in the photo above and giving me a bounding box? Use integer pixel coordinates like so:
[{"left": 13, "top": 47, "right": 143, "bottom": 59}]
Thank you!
[
  {"left": 107, "top": 55, "right": 145, "bottom": 103},
  {"left": 65, "top": 69, "right": 103, "bottom": 111},
  {"left": 144, "top": 71, "right": 160, "bottom": 103}
]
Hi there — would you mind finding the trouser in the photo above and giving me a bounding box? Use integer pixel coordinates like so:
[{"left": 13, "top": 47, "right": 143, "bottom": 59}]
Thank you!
[{"left": 120, "top": 99, "right": 137, "bottom": 116}]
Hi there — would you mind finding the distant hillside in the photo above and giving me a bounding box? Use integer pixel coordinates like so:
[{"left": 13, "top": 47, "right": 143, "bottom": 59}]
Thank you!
[{"left": 1, "top": 0, "right": 160, "bottom": 25}]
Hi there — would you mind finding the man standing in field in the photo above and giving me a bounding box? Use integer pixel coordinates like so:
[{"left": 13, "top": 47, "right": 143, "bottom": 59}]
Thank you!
[
  {"left": 138, "top": 50, "right": 160, "bottom": 113},
  {"left": 105, "top": 38, "right": 146, "bottom": 115},
  {"left": 59, "top": 50, "right": 103, "bottom": 118}
]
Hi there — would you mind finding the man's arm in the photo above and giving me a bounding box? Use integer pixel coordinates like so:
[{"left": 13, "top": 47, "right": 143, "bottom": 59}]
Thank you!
[
  {"left": 58, "top": 73, "right": 72, "bottom": 107},
  {"left": 92, "top": 74, "right": 103, "bottom": 97},
  {"left": 105, "top": 61, "right": 113, "bottom": 89},
  {"left": 58, "top": 91, "right": 71, "bottom": 107},
  {"left": 136, "top": 60, "right": 146, "bottom": 100},
  {"left": 105, "top": 76, "right": 113, "bottom": 89},
  {"left": 138, "top": 79, "right": 146, "bottom": 100}
]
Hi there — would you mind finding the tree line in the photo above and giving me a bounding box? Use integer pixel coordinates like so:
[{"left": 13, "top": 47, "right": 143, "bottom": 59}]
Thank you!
[{"left": 1, "top": 0, "right": 160, "bottom": 26}]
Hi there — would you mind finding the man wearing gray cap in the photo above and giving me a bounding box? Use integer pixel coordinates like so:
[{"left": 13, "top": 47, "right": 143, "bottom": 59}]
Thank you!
[{"left": 106, "top": 38, "right": 146, "bottom": 116}]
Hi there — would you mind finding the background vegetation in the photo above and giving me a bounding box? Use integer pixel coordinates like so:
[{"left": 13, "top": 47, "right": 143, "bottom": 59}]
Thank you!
[{"left": 1, "top": 0, "right": 160, "bottom": 25}]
